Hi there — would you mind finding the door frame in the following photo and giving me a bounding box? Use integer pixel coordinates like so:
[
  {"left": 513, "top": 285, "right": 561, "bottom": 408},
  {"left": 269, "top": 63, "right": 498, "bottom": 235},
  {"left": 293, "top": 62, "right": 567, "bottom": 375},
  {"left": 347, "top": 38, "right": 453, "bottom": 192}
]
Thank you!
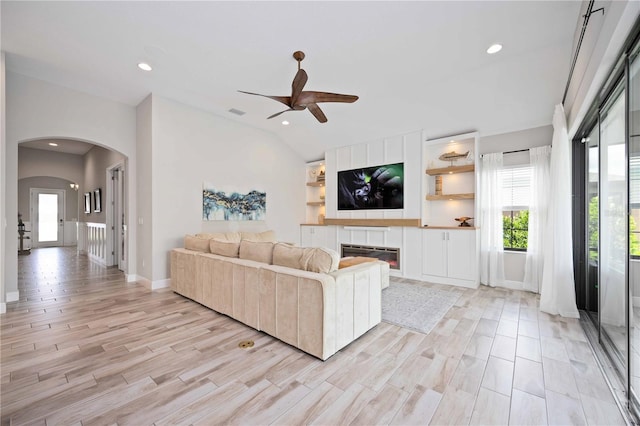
[
  {"left": 30, "top": 187, "right": 66, "bottom": 248},
  {"left": 106, "top": 162, "right": 126, "bottom": 270}
]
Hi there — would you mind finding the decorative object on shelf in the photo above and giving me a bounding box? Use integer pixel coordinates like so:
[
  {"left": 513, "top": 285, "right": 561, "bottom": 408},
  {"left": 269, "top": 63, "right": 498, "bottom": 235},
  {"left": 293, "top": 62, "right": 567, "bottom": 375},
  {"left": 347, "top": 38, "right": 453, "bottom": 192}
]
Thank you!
[
  {"left": 84, "top": 192, "right": 91, "bottom": 214},
  {"left": 94, "top": 188, "right": 102, "bottom": 213},
  {"left": 439, "top": 150, "right": 469, "bottom": 165},
  {"left": 318, "top": 214, "right": 325, "bottom": 225},
  {"left": 455, "top": 216, "right": 473, "bottom": 227},
  {"left": 317, "top": 170, "right": 325, "bottom": 182},
  {"left": 435, "top": 176, "right": 443, "bottom": 195},
  {"left": 203, "top": 183, "right": 266, "bottom": 221},
  {"left": 239, "top": 51, "right": 359, "bottom": 123},
  {"left": 308, "top": 169, "right": 318, "bottom": 180}
]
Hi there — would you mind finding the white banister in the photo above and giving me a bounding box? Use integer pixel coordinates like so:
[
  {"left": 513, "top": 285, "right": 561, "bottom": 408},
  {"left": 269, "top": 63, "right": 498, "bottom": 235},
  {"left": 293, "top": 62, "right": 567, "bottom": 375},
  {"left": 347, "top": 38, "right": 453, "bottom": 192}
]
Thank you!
[{"left": 78, "top": 222, "right": 107, "bottom": 266}]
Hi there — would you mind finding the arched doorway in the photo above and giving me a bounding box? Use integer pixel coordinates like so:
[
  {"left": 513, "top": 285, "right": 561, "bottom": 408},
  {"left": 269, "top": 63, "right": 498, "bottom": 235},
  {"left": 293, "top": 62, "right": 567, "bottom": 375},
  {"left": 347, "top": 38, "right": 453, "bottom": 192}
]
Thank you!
[{"left": 18, "top": 138, "right": 129, "bottom": 271}]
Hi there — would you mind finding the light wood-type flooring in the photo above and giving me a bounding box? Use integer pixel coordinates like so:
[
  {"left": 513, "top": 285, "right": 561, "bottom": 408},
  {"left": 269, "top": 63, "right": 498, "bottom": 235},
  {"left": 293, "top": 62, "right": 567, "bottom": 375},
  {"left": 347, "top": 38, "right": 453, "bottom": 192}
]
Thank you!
[{"left": 1, "top": 247, "right": 626, "bottom": 425}]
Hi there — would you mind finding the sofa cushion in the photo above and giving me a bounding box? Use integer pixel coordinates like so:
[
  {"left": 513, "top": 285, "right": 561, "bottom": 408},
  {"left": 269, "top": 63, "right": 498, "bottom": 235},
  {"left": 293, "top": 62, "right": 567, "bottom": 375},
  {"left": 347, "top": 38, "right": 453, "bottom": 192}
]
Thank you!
[
  {"left": 306, "top": 247, "right": 340, "bottom": 273},
  {"left": 209, "top": 239, "right": 240, "bottom": 258},
  {"left": 184, "top": 235, "right": 210, "bottom": 253},
  {"left": 240, "top": 230, "right": 276, "bottom": 242},
  {"left": 196, "top": 232, "right": 242, "bottom": 242},
  {"left": 239, "top": 240, "right": 274, "bottom": 264},
  {"left": 272, "top": 242, "right": 313, "bottom": 270}
]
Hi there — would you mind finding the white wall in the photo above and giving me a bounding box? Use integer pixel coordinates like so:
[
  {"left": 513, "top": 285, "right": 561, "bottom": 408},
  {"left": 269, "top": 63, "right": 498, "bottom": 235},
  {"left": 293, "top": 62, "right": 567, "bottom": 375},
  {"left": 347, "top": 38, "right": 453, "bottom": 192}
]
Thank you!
[
  {"left": 83, "top": 145, "right": 126, "bottom": 224},
  {"left": 142, "top": 95, "right": 306, "bottom": 282},
  {"left": 136, "top": 95, "right": 153, "bottom": 281},
  {"left": 5, "top": 73, "right": 138, "bottom": 298},
  {"left": 18, "top": 147, "right": 84, "bottom": 183}
]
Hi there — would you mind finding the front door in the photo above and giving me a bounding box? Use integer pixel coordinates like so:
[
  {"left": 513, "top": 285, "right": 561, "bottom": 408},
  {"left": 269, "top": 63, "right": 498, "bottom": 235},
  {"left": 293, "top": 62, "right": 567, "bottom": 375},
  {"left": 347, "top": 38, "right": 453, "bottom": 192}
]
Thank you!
[{"left": 31, "top": 188, "right": 65, "bottom": 247}]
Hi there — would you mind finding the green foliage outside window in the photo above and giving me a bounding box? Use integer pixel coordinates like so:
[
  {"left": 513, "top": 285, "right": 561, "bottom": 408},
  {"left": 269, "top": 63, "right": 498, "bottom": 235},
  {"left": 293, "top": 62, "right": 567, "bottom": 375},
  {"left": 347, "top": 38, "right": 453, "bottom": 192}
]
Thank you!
[
  {"left": 588, "top": 196, "right": 640, "bottom": 261},
  {"left": 503, "top": 210, "right": 529, "bottom": 250}
]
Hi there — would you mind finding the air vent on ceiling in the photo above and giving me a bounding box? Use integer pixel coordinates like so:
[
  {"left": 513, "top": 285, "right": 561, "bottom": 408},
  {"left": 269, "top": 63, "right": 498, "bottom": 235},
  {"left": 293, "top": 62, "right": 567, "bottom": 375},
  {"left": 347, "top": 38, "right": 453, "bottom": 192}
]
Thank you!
[{"left": 228, "top": 108, "right": 246, "bottom": 116}]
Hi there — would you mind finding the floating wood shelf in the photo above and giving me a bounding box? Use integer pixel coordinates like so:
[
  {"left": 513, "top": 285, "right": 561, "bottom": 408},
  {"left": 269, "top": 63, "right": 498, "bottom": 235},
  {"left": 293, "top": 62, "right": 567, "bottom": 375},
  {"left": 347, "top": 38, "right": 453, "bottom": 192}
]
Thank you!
[
  {"left": 306, "top": 201, "right": 325, "bottom": 206},
  {"left": 324, "top": 218, "right": 421, "bottom": 227},
  {"left": 426, "top": 193, "right": 475, "bottom": 201},
  {"left": 425, "top": 164, "right": 475, "bottom": 176},
  {"left": 306, "top": 181, "right": 325, "bottom": 187}
]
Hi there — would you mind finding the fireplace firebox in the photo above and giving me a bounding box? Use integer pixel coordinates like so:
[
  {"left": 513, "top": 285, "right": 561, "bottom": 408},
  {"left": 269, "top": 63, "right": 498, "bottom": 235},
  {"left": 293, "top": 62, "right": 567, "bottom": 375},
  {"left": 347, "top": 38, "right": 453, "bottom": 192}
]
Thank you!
[{"left": 341, "top": 244, "right": 400, "bottom": 270}]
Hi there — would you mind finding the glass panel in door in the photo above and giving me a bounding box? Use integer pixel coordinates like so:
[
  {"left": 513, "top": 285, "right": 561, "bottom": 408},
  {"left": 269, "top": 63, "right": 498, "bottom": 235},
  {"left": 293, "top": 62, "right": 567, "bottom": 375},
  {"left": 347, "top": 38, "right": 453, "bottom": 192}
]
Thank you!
[
  {"left": 586, "top": 126, "right": 600, "bottom": 324},
  {"left": 628, "top": 42, "right": 640, "bottom": 410},
  {"left": 38, "top": 193, "right": 59, "bottom": 242},
  {"left": 599, "top": 84, "right": 628, "bottom": 371}
]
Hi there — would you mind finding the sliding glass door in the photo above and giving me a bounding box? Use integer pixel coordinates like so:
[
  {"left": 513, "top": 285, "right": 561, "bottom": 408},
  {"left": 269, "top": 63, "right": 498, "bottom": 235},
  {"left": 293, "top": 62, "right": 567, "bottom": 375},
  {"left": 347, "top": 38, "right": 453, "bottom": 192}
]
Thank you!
[
  {"left": 577, "top": 32, "right": 640, "bottom": 417},
  {"left": 599, "top": 84, "right": 628, "bottom": 371}
]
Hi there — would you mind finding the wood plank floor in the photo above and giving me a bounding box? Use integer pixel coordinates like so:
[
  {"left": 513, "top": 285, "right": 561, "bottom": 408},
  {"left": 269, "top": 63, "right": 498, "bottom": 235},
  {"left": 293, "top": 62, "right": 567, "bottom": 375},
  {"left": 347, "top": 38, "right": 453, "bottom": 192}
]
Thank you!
[{"left": 1, "top": 247, "right": 625, "bottom": 425}]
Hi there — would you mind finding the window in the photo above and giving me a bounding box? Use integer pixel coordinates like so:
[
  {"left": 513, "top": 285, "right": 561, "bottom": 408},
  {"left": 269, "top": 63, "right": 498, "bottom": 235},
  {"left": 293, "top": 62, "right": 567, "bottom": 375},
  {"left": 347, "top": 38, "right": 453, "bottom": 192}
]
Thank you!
[{"left": 500, "top": 165, "right": 532, "bottom": 250}]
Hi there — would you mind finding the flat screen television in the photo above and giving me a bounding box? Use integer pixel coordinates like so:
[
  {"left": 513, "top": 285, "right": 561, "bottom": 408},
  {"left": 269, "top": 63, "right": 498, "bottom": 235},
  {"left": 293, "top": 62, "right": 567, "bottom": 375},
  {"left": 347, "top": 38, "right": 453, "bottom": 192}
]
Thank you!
[{"left": 338, "top": 162, "right": 404, "bottom": 210}]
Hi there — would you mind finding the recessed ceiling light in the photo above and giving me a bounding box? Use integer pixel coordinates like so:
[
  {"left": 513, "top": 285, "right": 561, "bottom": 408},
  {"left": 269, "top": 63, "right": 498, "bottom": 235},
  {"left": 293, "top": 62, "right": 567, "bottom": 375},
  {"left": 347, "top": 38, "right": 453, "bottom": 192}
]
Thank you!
[
  {"left": 487, "top": 43, "right": 503, "bottom": 54},
  {"left": 48, "top": 142, "right": 58, "bottom": 147},
  {"left": 282, "top": 120, "right": 290, "bottom": 126},
  {"left": 137, "top": 62, "right": 152, "bottom": 71}
]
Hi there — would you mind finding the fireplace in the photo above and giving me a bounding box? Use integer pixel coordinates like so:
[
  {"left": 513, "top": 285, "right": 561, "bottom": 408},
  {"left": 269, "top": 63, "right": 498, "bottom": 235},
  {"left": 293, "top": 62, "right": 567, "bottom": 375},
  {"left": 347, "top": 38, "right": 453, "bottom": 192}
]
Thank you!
[{"left": 341, "top": 244, "right": 400, "bottom": 270}]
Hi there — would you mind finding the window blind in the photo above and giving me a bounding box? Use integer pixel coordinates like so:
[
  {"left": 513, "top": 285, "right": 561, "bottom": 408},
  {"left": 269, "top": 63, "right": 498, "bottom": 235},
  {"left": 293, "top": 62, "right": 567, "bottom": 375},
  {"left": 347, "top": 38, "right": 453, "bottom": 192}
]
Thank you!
[
  {"left": 631, "top": 156, "right": 640, "bottom": 206},
  {"left": 500, "top": 165, "right": 532, "bottom": 210}
]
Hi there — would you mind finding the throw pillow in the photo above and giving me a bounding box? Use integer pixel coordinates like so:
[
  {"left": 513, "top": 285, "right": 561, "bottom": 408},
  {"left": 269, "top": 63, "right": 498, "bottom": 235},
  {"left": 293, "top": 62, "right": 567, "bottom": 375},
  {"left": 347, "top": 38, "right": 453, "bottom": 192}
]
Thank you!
[
  {"left": 306, "top": 247, "right": 340, "bottom": 273},
  {"left": 210, "top": 239, "right": 240, "bottom": 258},
  {"left": 239, "top": 240, "right": 274, "bottom": 264},
  {"left": 184, "top": 235, "right": 210, "bottom": 253},
  {"left": 272, "top": 242, "right": 312, "bottom": 270},
  {"left": 240, "top": 230, "right": 276, "bottom": 242}
]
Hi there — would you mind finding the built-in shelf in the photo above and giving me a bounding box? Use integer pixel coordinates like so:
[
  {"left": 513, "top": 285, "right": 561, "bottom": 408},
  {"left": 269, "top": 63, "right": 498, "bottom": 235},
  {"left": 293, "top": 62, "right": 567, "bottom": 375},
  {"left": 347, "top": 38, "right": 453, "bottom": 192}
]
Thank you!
[
  {"left": 306, "top": 181, "right": 325, "bottom": 187},
  {"left": 426, "top": 193, "right": 474, "bottom": 201},
  {"left": 425, "top": 164, "right": 474, "bottom": 176},
  {"left": 306, "top": 201, "right": 325, "bottom": 206}
]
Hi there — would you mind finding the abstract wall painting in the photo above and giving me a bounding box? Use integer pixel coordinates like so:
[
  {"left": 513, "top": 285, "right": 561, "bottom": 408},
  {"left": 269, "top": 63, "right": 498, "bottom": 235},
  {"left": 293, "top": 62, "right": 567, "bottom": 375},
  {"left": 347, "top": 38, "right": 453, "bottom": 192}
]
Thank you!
[{"left": 203, "top": 183, "right": 266, "bottom": 221}]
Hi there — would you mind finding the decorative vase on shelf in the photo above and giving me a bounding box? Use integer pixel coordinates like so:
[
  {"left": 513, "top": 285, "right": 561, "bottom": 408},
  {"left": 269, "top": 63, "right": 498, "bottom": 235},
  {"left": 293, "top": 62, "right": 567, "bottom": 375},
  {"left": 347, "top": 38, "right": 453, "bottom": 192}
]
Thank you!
[{"left": 435, "top": 176, "right": 443, "bottom": 195}]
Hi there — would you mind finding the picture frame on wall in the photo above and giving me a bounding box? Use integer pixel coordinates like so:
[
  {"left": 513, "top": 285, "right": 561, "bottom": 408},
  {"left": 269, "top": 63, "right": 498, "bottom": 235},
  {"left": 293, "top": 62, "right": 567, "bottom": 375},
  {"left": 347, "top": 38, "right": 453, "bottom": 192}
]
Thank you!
[
  {"left": 84, "top": 192, "right": 91, "bottom": 214},
  {"left": 94, "top": 188, "right": 102, "bottom": 213}
]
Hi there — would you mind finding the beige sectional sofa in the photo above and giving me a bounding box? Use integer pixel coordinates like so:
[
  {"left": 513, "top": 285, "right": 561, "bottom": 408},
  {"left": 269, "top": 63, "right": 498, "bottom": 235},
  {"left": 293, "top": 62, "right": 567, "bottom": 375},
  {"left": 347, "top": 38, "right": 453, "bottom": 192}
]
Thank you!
[{"left": 170, "top": 231, "right": 389, "bottom": 360}]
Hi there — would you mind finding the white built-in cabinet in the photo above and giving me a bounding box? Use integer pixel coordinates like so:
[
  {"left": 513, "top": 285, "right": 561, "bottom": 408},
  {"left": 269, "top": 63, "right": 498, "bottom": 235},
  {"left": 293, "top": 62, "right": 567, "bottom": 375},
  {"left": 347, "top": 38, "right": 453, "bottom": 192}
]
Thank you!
[
  {"left": 422, "top": 131, "right": 480, "bottom": 288},
  {"left": 300, "top": 225, "right": 327, "bottom": 248},
  {"left": 422, "top": 228, "right": 478, "bottom": 287}
]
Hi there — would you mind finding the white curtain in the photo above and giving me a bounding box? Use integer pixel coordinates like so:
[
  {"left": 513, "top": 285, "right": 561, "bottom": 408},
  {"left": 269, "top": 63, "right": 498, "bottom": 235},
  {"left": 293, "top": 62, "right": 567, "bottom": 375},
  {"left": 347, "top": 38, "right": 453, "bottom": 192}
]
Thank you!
[
  {"left": 539, "top": 104, "right": 579, "bottom": 318},
  {"left": 480, "top": 152, "right": 505, "bottom": 287},
  {"left": 523, "top": 145, "right": 551, "bottom": 293}
]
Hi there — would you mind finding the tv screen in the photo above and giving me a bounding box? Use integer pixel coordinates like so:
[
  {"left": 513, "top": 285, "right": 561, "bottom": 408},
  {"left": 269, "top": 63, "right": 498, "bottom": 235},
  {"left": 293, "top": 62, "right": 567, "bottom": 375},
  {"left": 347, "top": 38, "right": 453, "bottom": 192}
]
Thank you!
[{"left": 338, "top": 163, "right": 404, "bottom": 210}]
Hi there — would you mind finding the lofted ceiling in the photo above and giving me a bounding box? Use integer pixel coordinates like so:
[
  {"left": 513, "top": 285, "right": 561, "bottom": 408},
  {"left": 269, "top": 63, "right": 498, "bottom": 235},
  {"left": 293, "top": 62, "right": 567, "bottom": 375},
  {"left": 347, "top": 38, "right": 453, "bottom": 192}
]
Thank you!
[{"left": 1, "top": 1, "right": 582, "bottom": 161}]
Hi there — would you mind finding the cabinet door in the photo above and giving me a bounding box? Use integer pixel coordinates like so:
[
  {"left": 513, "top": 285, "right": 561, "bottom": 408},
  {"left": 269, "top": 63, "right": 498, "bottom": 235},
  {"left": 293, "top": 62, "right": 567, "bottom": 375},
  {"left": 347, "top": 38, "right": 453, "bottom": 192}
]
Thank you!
[
  {"left": 300, "top": 226, "right": 327, "bottom": 248},
  {"left": 447, "top": 230, "right": 477, "bottom": 281},
  {"left": 422, "top": 229, "right": 447, "bottom": 277},
  {"left": 300, "top": 226, "right": 313, "bottom": 247}
]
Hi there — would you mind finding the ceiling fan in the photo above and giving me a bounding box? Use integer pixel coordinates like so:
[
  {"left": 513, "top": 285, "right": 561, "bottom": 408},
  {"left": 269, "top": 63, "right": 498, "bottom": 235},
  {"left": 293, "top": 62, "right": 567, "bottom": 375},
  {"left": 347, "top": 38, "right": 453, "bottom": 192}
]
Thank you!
[{"left": 239, "top": 51, "right": 358, "bottom": 123}]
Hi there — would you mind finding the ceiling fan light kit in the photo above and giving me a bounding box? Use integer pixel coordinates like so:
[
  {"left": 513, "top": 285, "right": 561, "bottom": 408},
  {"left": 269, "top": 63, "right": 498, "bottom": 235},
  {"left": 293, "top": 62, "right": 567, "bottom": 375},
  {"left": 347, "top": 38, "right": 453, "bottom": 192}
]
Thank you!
[{"left": 239, "top": 51, "right": 358, "bottom": 123}]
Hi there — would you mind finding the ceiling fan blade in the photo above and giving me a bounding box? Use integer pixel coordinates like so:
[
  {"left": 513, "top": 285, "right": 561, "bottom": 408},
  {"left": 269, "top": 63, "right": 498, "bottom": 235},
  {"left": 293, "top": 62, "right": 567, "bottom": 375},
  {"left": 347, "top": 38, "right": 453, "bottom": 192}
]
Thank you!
[
  {"left": 238, "top": 90, "right": 292, "bottom": 107},
  {"left": 302, "top": 91, "right": 359, "bottom": 103},
  {"left": 307, "top": 103, "right": 327, "bottom": 123},
  {"left": 291, "top": 69, "right": 308, "bottom": 106},
  {"left": 267, "top": 109, "right": 294, "bottom": 119}
]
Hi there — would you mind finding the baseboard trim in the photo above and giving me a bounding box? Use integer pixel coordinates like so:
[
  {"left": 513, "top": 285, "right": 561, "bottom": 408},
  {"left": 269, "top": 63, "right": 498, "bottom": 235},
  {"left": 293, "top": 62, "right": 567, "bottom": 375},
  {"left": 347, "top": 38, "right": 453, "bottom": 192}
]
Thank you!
[
  {"left": 0, "top": 303, "right": 6, "bottom": 314},
  {"left": 137, "top": 276, "right": 171, "bottom": 290},
  {"left": 126, "top": 274, "right": 137, "bottom": 283},
  {"left": 7, "top": 291, "right": 19, "bottom": 302}
]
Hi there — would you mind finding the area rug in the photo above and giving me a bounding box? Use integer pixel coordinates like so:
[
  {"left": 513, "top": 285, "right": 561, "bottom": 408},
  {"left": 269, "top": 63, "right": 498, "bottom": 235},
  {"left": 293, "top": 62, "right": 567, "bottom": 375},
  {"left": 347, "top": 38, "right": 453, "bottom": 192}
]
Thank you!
[{"left": 382, "top": 281, "right": 461, "bottom": 335}]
